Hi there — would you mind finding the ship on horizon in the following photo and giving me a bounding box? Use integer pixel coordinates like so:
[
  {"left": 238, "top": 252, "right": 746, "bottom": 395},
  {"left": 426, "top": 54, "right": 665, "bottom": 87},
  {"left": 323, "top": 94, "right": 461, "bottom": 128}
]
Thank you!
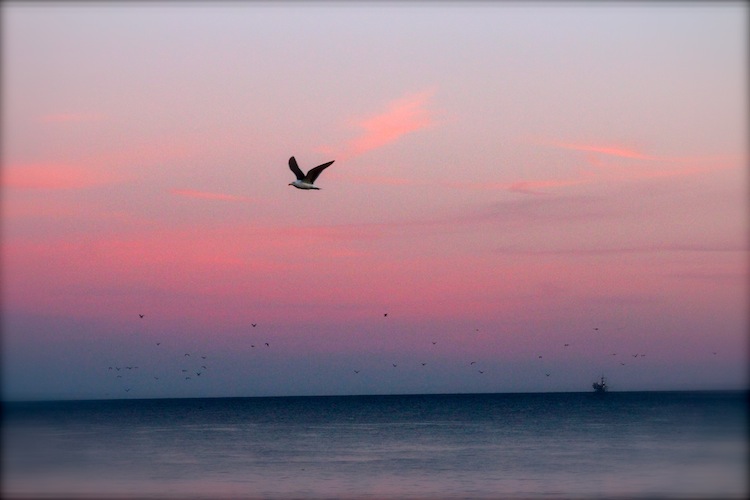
[{"left": 592, "top": 375, "right": 608, "bottom": 393}]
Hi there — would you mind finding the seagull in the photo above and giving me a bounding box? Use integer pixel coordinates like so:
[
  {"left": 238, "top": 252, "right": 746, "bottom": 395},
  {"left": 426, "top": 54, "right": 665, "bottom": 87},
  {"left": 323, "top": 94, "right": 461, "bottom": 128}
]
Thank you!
[
  {"left": 252, "top": 323, "right": 257, "bottom": 327},
  {"left": 354, "top": 370, "right": 360, "bottom": 374},
  {"left": 265, "top": 343, "right": 270, "bottom": 347},
  {"left": 288, "top": 156, "right": 335, "bottom": 190},
  {"left": 139, "top": 314, "right": 144, "bottom": 318},
  {"left": 384, "top": 313, "right": 388, "bottom": 317},
  {"left": 432, "top": 341, "right": 437, "bottom": 345}
]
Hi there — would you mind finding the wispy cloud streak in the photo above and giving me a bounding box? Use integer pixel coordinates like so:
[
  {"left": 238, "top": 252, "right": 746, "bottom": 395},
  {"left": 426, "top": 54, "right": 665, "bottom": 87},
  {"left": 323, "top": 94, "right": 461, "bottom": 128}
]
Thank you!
[
  {"left": 328, "top": 89, "right": 438, "bottom": 161},
  {"left": 2, "top": 163, "right": 121, "bottom": 190},
  {"left": 170, "top": 189, "right": 253, "bottom": 203}
]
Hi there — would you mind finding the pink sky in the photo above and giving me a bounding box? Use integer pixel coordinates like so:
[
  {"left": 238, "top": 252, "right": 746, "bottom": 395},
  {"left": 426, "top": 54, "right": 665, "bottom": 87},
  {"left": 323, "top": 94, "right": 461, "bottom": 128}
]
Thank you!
[{"left": 2, "top": 3, "right": 747, "bottom": 400}]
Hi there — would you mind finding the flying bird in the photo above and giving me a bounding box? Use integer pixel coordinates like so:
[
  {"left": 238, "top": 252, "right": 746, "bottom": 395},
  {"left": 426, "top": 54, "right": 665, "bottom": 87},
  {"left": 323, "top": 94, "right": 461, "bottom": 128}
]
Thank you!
[
  {"left": 139, "top": 314, "right": 144, "bottom": 318},
  {"left": 288, "top": 156, "right": 335, "bottom": 190},
  {"left": 252, "top": 323, "right": 257, "bottom": 327}
]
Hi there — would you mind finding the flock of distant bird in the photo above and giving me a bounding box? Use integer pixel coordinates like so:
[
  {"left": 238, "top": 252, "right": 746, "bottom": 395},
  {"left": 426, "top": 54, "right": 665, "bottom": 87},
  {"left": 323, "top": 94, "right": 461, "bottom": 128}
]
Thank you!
[{"left": 104, "top": 307, "right": 662, "bottom": 396}]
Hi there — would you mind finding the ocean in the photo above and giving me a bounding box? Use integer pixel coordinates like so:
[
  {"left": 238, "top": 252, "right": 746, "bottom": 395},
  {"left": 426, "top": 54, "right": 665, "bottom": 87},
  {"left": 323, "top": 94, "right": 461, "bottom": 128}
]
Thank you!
[{"left": 2, "top": 391, "right": 747, "bottom": 499}]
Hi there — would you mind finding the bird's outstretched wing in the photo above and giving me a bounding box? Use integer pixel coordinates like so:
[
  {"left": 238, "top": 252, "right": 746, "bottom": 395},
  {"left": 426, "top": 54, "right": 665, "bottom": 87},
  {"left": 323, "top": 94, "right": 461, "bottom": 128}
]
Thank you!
[
  {"left": 288, "top": 156, "right": 305, "bottom": 180},
  {"left": 306, "top": 160, "right": 335, "bottom": 183}
]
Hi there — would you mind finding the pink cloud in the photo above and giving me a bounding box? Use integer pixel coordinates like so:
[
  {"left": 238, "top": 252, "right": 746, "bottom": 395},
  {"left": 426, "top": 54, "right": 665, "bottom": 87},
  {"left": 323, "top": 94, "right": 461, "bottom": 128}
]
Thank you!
[
  {"left": 1, "top": 163, "right": 121, "bottom": 190},
  {"left": 170, "top": 189, "right": 253, "bottom": 203},
  {"left": 550, "top": 141, "right": 656, "bottom": 160},
  {"left": 39, "top": 113, "right": 105, "bottom": 123},
  {"left": 329, "top": 89, "right": 438, "bottom": 161}
]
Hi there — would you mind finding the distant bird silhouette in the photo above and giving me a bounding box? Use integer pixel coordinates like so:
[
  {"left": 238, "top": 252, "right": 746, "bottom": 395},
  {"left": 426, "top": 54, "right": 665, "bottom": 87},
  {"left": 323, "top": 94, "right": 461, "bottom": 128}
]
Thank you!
[
  {"left": 252, "top": 323, "right": 257, "bottom": 327},
  {"left": 545, "top": 373, "right": 550, "bottom": 377},
  {"left": 156, "top": 342, "right": 161, "bottom": 346},
  {"left": 470, "top": 361, "right": 476, "bottom": 365},
  {"left": 564, "top": 343, "right": 569, "bottom": 347},
  {"left": 154, "top": 377, "right": 159, "bottom": 380},
  {"left": 182, "top": 369, "right": 187, "bottom": 373},
  {"left": 196, "top": 372, "right": 201, "bottom": 376},
  {"left": 265, "top": 343, "right": 270, "bottom": 347},
  {"left": 184, "top": 353, "right": 190, "bottom": 357},
  {"left": 392, "top": 364, "right": 397, "bottom": 367},
  {"left": 538, "top": 355, "right": 542, "bottom": 359},
  {"left": 593, "top": 327, "right": 599, "bottom": 331},
  {"left": 384, "top": 313, "right": 388, "bottom": 317},
  {"left": 620, "top": 363, "right": 626, "bottom": 366},
  {"left": 185, "top": 377, "right": 191, "bottom": 380},
  {"left": 432, "top": 341, "right": 437, "bottom": 345},
  {"left": 201, "top": 365, "right": 207, "bottom": 369},
  {"left": 478, "top": 370, "right": 484, "bottom": 374},
  {"left": 421, "top": 363, "right": 427, "bottom": 366},
  {"left": 632, "top": 354, "right": 639, "bottom": 358},
  {"left": 124, "top": 388, "right": 130, "bottom": 392},
  {"left": 288, "top": 156, "right": 335, "bottom": 190},
  {"left": 354, "top": 370, "right": 360, "bottom": 374},
  {"left": 201, "top": 356, "right": 206, "bottom": 359},
  {"left": 251, "top": 345, "right": 255, "bottom": 348},
  {"left": 139, "top": 314, "right": 144, "bottom": 318}
]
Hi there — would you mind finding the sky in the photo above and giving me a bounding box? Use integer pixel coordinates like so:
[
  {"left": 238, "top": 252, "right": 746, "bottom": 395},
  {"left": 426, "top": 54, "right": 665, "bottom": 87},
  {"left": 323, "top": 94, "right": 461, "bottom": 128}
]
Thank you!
[{"left": 1, "top": 2, "right": 747, "bottom": 401}]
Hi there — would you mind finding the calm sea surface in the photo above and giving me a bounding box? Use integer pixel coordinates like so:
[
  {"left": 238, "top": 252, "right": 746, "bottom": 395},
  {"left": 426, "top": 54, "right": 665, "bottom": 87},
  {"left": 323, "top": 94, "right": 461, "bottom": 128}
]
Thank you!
[{"left": 2, "top": 391, "right": 747, "bottom": 499}]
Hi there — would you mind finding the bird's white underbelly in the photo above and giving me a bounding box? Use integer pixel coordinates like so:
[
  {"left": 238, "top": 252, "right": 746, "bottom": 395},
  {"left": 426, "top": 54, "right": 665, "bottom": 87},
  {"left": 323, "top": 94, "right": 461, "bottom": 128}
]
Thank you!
[{"left": 292, "top": 181, "right": 320, "bottom": 190}]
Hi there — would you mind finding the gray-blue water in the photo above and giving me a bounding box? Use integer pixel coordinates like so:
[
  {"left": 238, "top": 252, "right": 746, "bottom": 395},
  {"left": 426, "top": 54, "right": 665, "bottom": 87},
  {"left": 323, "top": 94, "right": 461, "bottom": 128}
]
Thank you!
[{"left": 2, "top": 391, "right": 747, "bottom": 499}]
